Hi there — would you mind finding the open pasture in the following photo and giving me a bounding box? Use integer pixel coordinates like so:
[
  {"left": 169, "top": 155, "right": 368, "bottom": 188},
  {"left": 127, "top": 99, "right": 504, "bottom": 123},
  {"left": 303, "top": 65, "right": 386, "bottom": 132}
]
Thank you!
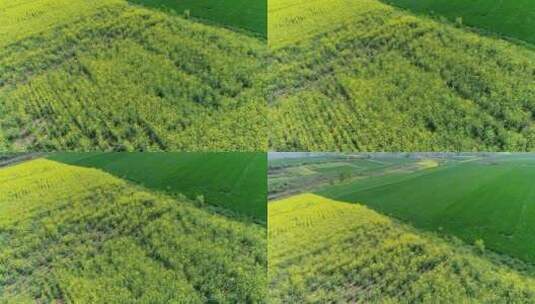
[
  {"left": 318, "top": 155, "right": 535, "bottom": 263},
  {"left": 383, "top": 0, "right": 535, "bottom": 45},
  {"left": 0, "top": 0, "right": 267, "bottom": 151},
  {"left": 269, "top": 193, "right": 535, "bottom": 303},
  {"left": 131, "top": 0, "right": 267, "bottom": 36},
  {"left": 0, "top": 159, "right": 266, "bottom": 303},
  {"left": 267, "top": 0, "right": 535, "bottom": 151},
  {"left": 48, "top": 152, "right": 267, "bottom": 221}
]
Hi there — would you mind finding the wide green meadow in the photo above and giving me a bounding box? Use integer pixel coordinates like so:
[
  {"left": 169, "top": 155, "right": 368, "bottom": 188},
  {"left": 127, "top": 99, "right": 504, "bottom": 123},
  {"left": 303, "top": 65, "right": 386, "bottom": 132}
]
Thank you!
[
  {"left": 383, "top": 0, "right": 535, "bottom": 45},
  {"left": 317, "top": 155, "right": 535, "bottom": 264},
  {"left": 0, "top": 0, "right": 267, "bottom": 151},
  {"left": 269, "top": 193, "right": 535, "bottom": 303},
  {"left": 49, "top": 152, "right": 267, "bottom": 221},
  {"left": 0, "top": 158, "right": 266, "bottom": 302},
  {"left": 268, "top": 0, "right": 535, "bottom": 151},
  {"left": 131, "top": 0, "right": 267, "bottom": 36}
]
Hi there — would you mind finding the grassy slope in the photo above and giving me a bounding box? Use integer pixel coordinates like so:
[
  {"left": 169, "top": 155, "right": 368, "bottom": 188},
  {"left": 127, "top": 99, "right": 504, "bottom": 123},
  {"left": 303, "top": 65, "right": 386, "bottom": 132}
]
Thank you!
[
  {"left": 0, "top": 159, "right": 266, "bottom": 303},
  {"left": 268, "top": 0, "right": 535, "bottom": 151},
  {"left": 130, "top": 0, "right": 267, "bottom": 37},
  {"left": 383, "top": 0, "right": 535, "bottom": 45},
  {"left": 0, "top": 0, "right": 266, "bottom": 151},
  {"left": 48, "top": 152, "right": 267, "bottom": 221},
  {"left": 317, "top": 157, "right": 535, "bottom": 263},
  {"left": 269, "top": 194, "right": 535, "bottom": 303}
]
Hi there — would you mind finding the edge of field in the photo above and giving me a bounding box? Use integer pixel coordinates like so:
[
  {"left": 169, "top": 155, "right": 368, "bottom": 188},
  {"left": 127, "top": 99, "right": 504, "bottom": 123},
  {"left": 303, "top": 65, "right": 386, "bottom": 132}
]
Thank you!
[
  {"left": 46, "top": 152, "right": 268, "bottom": 224},
  {"left": 269, "top": 192, "right": 535, "bottom": 277},
  {"left": 379, "top": 0, "right": 535, "bottom": 50},
  {"left": 127, "top": 1, "right": 267, "bottom": 40}
]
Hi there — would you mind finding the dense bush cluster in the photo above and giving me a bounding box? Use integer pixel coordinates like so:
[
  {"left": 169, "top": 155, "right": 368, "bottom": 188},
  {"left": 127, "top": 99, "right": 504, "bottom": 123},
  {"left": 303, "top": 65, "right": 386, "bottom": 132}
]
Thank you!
[
  {"left": 269, "top": 194, "right": 535, "bottom": 303},
  {"left": 0, "top": 159, "right": 266, "bottom": 303},
  {"left": 267, "top": 0, "right": 535, "bottom": 151},
  {"left": 0, "top": 1, "right": 267, "bottom": 151}
]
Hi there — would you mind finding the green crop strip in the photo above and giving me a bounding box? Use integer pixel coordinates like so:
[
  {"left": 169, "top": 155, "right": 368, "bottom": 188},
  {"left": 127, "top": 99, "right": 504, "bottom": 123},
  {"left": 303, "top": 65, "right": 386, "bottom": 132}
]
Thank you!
[
  {"left": 383, "top": 0, "right": 535, "bottom": 45},
  {"left": 130, "top": 0, "right": 267, "bottom": 37}
]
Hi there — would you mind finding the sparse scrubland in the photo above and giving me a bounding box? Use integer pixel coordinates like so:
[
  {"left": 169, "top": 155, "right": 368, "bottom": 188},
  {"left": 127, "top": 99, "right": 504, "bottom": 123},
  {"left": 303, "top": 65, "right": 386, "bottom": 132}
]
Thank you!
[
  {"left": 0, "top": 0, "right": 267, "bottom": 151},
  {"left": 268, "top": 0, "right": 535, "bottom": 151},
  {"left": 269, "top": 194, "right": 535, "bottom": 303},
  {"left": 0, "top": 159, "right": 266, "bottom": 302}
]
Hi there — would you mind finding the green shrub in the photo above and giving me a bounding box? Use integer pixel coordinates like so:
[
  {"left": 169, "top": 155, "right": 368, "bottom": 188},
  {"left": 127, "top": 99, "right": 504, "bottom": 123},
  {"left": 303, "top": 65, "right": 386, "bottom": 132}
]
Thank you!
[
  {"left": 475, "top": 239, "right": 485, "bottom": 254},
  {"left": 195, "top": 194, "right": 205, "bottom": 206}
]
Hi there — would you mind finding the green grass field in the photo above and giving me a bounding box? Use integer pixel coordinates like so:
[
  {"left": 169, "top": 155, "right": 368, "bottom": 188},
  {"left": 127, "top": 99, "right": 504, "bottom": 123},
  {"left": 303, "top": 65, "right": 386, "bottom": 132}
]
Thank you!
[
  {"left": 131, "top": 0, "right": 266, "bottom": 36},
  {"left": 48, "top": 152, "right": 267, "bottom": 221},
  {"left": 317, "top": 155, "right": 535, "bottom": 263},
  {"left": 269, "top": 194, "right": 535, "bottom": 302},
  {"left": 383, "top": 0, "right": 535, "bottom": 45},
  {"left": 0, "top": 159, "right": 266, "bottom": 303},
  {"left": 268, "top": 0, "right": 535, "bottom": 151},
  {"left": 0, "top": 0, "right": 266, "bottom": 151}
]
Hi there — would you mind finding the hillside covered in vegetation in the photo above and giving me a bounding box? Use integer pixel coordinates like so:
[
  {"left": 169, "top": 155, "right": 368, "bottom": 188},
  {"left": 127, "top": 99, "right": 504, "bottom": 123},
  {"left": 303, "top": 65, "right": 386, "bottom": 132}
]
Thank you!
[
  {"left": 268, "top": 0, "right": 535, "bottom": 151},
  {"left": 0, "top": 159, "right": 266, "bottom": 302},
  {"left": 269, "top": 194, "right": 535, "bottom": 303},
  {"left": 0, "top": 0, "right": 267, "bottom": 151}
]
